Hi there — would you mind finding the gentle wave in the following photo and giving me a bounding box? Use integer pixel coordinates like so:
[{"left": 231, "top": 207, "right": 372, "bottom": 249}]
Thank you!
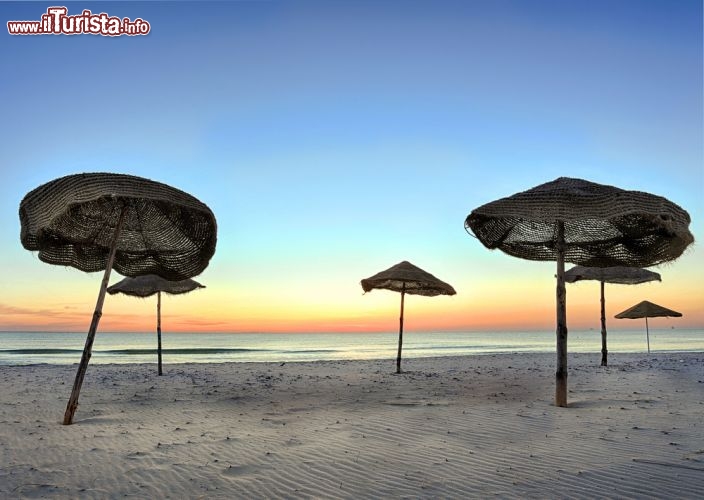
[
  {"left": 1, "top": 347, "right": 340, "bottom": 356},
  {"left": 407, "top": 344, "right": 534, "bottom": 351},
  {"left": 285, "top": 349, "right": 338, "bottom": 354},
  {"left": 0, "top": 349, "right": 80, "bottom": 355},
  {"left": 101, "top": 348, "right": 266, "bottom": 355}
]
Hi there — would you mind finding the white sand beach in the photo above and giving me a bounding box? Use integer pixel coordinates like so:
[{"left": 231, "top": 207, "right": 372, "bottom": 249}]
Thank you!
[{"left": 1, "top": 352, "right": 702, "bottom": 499}]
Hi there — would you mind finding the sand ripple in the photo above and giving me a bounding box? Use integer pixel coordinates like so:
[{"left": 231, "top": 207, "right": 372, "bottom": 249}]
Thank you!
[{"left": 0, "top": 353, "right": 702, "bottom": 498}]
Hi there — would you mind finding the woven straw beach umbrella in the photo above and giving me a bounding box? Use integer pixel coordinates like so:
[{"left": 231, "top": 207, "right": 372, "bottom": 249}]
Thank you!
[
  {"left": 615, "top": 300, "right": 682, "bottom": 353},
  {"left": 361, "top": 261, "right": 456, "bottom": 373},
  {"left": 465, "top": 177, "right": 692, "bottom": 407},
  {"left": 19, "top": 172, "right": 217, "bottom": 424},
  {"left": 107, "top": 275, "right": 205, "bottom": 376},
  {"left": 565, "top": 266, "right": 661, "bottom": 366}
]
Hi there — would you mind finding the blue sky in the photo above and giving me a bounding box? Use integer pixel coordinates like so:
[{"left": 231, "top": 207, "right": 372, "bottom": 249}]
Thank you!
[{"left": 1, "top": 1, "right": 702, "bottom": 332}]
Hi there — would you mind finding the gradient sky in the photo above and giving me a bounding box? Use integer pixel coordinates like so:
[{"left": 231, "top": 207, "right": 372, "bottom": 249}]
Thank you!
[{"left": 1, "top": 0, "right": 702, "bottom": 333}]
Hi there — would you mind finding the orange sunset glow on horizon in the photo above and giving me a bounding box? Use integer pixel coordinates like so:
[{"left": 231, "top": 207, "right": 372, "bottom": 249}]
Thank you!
[{"left": 2, "top": 253, "right": 701, "bottom": 334}]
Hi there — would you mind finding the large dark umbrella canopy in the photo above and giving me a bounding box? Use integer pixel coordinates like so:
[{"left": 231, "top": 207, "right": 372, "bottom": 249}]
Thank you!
[
  {"left": 361, "top": 261, "right": 456, "bottom": 373},
  {"left": 19, "top": 172, "right": 217, "bottom": 425},
  {"left": 361, "top": 260, "right": 457, "bottom": 297},
  {"left": 20, "top": 172, "right": 217, "bottom": 281},
  {"left": 465, "top": 177, "right": 693, "bottom": 268},
  {"left": 107, "top": 274, "right": 205, "bottom": 298},
  {"left": 465, "top": 177, "right": 693, "bottom": 407}
]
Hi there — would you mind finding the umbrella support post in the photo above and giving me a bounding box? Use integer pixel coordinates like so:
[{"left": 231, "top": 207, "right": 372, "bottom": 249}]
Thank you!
[
  {"left": 396, "top": 285, "right": 405, "bottom": 374},
  {"left": 157, "top": 291, "right": 163, "bottom": 376},
  {"left": 646, "top": 317, "right": 650, "bottom": 353},
  {"left": 555, "top": 221, "right": 568, "bottom": 408},
  {"left": 63, "top": 206, "right": 126, "bottom": 425},
  {"left": 600, "top": 281, "right": 608, "bottom": 366}
]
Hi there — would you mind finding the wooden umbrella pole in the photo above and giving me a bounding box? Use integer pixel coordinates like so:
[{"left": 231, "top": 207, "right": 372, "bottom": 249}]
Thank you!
[
  {"left": 396, "top": 283, "right": 406, "bottom": 374},
  {"left": 157, "top": 291, "right": 163, "bottom": 376},
  {"left": 646, "top": 317, "right": 650, "bottom": 353},
  {"left": 63, "top": 205, "right": 127, "bottom": 425},
  {"left": 600, "top": 281, "right": 608, "bottom": 366},
  {"left": 555, "top": 220, "right": 568, "bottom": 407}
]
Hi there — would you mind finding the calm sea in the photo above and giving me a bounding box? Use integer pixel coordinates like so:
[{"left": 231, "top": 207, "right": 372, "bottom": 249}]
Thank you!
[{"left": 0, "top": 330, "right": 702, "bottom": 366}]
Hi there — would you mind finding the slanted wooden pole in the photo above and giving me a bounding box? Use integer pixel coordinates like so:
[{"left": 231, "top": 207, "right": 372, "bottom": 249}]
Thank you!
[
  {"left": 645, "top": 317, "right": 650, "bottom": 353},
  {"left": 600, "top": 281, "right": 608, "bottom": 366},
  {"left": 396, "top": 283, "right": 406, "bottom": 374},
  {"left": 63, "top": 205, "right": 127, "bottom": 425},
  {"left": 555, "top": 220, "right": 568, "bottom": 407},
  {"left": 157, "top": 291, "right": 163, "bottom": 376}
]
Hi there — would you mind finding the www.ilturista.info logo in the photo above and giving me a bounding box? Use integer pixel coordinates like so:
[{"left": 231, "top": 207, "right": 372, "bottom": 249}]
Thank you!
[{"left": 7, "top": 6, "right": 150, "bottom": 36}]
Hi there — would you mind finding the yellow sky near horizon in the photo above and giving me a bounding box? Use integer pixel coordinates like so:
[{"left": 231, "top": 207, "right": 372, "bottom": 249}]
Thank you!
[{"left": 2, "top": 249, "right": 701, "bottom": 333}]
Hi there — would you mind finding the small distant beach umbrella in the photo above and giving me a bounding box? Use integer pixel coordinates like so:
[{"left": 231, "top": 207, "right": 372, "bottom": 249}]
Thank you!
[
  {"left": 565, "top": 266, "right": 661, "bottom": 366},
  {"left": 361, "top": 261, "right": 456, "bottom": 374},
  {"left": 107, "top": 275, "right": 205, "bottom": 375},
  {"left": 20, "top": 172, "right": 217, "bottom": 424},
  {"left": 465, "top": 177, "right": 693, "bottom": 407},
  {"left": 615, "top": 300, "right": 682, "bottom": 353}
]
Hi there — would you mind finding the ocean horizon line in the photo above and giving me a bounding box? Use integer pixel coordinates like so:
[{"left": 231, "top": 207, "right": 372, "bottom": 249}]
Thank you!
[
  {"left": 1, "top": 330, "right": 702, "bottom": 366},
  {"left": 1, "top": 327, "right": 701, "bottom": 335}
]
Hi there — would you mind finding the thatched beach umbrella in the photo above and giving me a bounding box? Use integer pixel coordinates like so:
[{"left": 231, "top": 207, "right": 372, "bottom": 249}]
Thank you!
[
  {"left": 465, "top": 177, "right": 692, "bottom": 407},
  {"left": 565, "top": 266, "right": 661, "bottom": 366},
  {"left": 361, "top": 261, "right": 456, "bottom": 373},
  {"left": 107, "top": 275, "right": 205, "bottom": 375},
  {"left": 19, "top": 172, "right": 217, "bottom": 424},
  {"left": 615, "top": 300, "right": 682, "bottom": 353}
]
